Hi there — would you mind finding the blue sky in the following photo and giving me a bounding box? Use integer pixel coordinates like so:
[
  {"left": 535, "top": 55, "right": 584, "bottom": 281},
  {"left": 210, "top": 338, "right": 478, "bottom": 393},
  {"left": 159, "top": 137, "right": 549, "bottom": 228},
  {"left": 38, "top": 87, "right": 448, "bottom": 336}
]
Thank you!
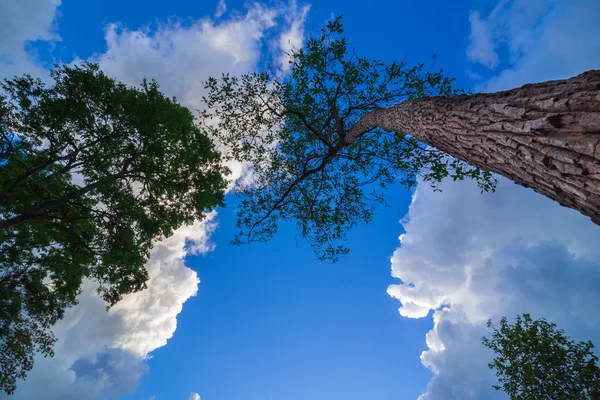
[{"left": 1, "top": 0, "right": 600, "bottom": 399}]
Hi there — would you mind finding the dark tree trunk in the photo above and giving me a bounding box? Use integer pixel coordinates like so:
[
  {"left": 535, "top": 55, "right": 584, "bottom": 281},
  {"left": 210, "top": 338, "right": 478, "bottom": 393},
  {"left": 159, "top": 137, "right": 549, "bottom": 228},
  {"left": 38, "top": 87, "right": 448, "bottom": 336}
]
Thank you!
[{"left": 348, "top": 70, "right": 600, "bottom": 225}]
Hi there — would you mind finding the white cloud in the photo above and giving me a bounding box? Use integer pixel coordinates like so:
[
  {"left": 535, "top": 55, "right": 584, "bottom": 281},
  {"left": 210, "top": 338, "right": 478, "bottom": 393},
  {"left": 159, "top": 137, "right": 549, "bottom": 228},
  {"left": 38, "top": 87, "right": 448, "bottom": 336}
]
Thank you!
[
  {"left": 388, "top": 176, "right": 600, "bottom": 320},
  {"left": 215, "top": 0, "right": 227, "bottom": 18},
  {"left": 389, "top": 177, "right": 600, "bottom": 399},
  {"left": 86, "top": 1, "right": 309, "bottom": 185},
  {"left": 276, "top": 1, "right": 310, "bottom": 71},
  {"left": 89, "top": 5, "right": 276, "bottom": 102},
  {"left": 5, "top": 214, "right": 217, "bottom": 399},
  {"left": 0, "top": 0, "right": 60, "bottom": 78},
  {"left": 189, "top": 393, "right": 201, "bottom": 400},
  {"left": 466, "top": 0, "right": 600, "bottom": 91},
  {"left": 466, "top": 11, "right": 499, "bottom": 68},
  {"left": 4, "top": 2, "right": 311, "bottom": 398}
]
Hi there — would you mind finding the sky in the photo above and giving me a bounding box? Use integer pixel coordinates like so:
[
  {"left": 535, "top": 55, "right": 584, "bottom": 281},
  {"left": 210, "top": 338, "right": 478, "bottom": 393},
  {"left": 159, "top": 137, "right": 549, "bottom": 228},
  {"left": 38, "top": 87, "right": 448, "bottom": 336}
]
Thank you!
[{"left": 1, "top": 0, "right": 600, "bottom": 399}]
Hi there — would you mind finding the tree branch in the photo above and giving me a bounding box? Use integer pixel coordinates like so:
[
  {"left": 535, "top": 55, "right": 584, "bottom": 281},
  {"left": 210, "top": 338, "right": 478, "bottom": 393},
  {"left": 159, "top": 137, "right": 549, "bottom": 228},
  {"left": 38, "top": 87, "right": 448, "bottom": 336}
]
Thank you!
[
  {"left": 247, "top": 143, "right": 344, "bottom": 239},
  {"left": 0, "top": 157, "right": 134, "bottom": 231}
]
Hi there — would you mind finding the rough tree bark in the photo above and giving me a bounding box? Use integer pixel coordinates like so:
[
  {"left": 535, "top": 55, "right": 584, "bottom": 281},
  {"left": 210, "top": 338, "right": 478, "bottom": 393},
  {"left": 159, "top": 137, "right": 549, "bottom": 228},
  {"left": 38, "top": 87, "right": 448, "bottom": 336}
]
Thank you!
[{"left": 348, "top": 70, "right": 600, "bottom": 225}]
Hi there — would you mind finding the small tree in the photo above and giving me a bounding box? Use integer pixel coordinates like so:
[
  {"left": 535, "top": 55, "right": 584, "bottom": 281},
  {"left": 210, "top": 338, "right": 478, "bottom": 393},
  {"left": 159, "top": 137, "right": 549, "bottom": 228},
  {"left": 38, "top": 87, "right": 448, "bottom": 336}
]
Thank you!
[
  {"left": 0, "top": 63, "right": 227, "bottom": 394},
  {"left": 482, "top": 314, "right": 600, "bottom": 400}
]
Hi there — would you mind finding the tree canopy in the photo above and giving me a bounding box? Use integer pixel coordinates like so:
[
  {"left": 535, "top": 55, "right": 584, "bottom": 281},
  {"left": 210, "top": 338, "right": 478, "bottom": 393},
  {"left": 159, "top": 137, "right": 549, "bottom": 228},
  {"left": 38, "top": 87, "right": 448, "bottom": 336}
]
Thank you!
[
  {"left": 202, "top": 16, "right": 496, "bottom": 261},
  {"left": 483, "top": 314, "right": 600, "bottom": 399},
  {"left": 0, "top": 63, "right": 227, "bottom": 394}
]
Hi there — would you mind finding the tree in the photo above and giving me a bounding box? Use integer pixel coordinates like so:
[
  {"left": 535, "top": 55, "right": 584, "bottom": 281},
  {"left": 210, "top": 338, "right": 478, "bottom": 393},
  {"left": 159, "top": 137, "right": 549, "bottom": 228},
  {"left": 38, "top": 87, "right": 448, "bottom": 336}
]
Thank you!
[
  {"left": 0, "top": 63, "right": 227, "bottom": 394},
  {"left": 201, "top": 16, "right": 600, "bottom": 261},
  {"left": 483, "top": 314, "right": 600, "bottom": 400}
]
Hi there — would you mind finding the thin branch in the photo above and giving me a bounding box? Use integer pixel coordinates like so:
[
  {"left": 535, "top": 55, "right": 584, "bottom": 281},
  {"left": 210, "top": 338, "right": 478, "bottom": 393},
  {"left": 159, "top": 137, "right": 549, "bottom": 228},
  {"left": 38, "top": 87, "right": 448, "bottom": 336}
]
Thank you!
[{"left": 247, "top": 143, "right": 343, "bottom": 239}]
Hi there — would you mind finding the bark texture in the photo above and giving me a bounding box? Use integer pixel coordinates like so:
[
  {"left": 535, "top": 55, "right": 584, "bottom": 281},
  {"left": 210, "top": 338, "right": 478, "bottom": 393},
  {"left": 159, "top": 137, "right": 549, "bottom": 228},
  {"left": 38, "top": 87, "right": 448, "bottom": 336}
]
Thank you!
[{"left": 348, "top": 70, "right": 600, "bottom": 225}]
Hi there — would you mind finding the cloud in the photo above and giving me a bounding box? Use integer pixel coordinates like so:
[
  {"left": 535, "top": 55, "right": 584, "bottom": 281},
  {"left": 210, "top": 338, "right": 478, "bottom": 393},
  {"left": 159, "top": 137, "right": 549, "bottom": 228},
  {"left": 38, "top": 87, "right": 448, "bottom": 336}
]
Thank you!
[
  {"left": 86, "top": 1, "right": 309, "bottom": 186},
  {"left": 388, "top": 177, "right": 600, "bottom": 399},
  {"left": 466, "top": 0, "right": 600, "bottom": 91},
  {"left": 466, "top": 11, "right": 499, "bottom": 68},
  {"left": 388, "top": 176, "right": 600, "bottom": 320},
  {"left": 89, "top": 5, "right": 276, "bottom": 102},
  {"left": 0, "top": 0, "right": 61, "bottom": 78},
  {"left": 70, "top": 349, "right": 149, "bottom": 399},
  {"left": 215, "top": 0, "right": 227, "bottom": 18},
  {"left": 189, "top": 393, "right": 201, "bottom": 400},
  {"left": 276, "top": 1, "right": 310, "bottom": 71},
  {"left": 5, "top": 2, "right": 311, "bottom": 398},
  {"left": 5, "top": 214, "right": 217, "bottom": 399}
]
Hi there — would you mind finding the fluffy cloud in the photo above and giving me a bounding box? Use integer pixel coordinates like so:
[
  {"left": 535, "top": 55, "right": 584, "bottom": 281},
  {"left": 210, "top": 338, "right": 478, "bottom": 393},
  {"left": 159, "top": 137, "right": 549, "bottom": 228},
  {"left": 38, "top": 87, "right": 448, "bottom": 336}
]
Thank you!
[
  {"left": 276, "top": 1, "right": 310, "bottom": 71},
  {"left": 0, "top": 0, "right": 60, "bottom": 78},
  {"left": 466, "top": 0, "right": 600, "bottom": 91},
  {"left": 215, "top": 0, "right": 227, "bottom": 18},
  {"left": 86, "top": 1, "right": 308, "bottom": 186},
  {"left": 388, "top": 177, "right": 600, "bottom": 321},
  {"left": 388, "top": 178, "right": 600, "bottom": 399},
  {"left": 4, "top": 2, "right": 311, "bottom": 399},
  {"left": 189, "top": 393, "right": 201, "bottom": 400},
  {"left": 6, "top": 214, "right": 217, "bottom": 399},
  {"left": 466, "top": 11, "right": 499, "bottom": 69},
  {"left": 389, "top": 1, "right": 600, "bottom": 398}
]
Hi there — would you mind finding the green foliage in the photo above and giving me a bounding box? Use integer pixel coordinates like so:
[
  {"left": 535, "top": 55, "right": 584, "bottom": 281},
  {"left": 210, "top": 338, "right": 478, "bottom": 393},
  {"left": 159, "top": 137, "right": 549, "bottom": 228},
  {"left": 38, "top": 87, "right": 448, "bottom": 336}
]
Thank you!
[
  {"left": 202, "top": 16, "right": 496, "bottom": 261},
  {"left": 483, "top": 314, "right": 600, "bottom": 399},
  {"left": 0, "top": 63, "right": 227, "bottom": 394}
]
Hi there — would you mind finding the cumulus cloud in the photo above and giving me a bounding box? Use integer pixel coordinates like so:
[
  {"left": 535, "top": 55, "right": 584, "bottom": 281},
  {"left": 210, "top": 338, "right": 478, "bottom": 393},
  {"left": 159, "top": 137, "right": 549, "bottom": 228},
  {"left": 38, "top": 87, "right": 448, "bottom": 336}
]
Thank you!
[
  {"left": 70, "top": 349, "right": 149, "bottom": 398},
  {"left": 388, "top": 178, "right": 600, "bottom": 399},
  {"left": 389, "top": 2, "right": 600, "bottom": 398},
  {"left": 388, "top": 177, "right": 600, "bottom": 320},
  {"left": 466, "top": 11, "right": 499, "bottom": 68},
  {"left": 0, "top": 0, "right": 60, "bottom": 78},
  {"left": 86, "top": 1, "right": 309, "bottom": 185},
  {"left": 189, "top": 393, "right": 201, "bottom": 400},
  {"left": 89, "top": 5, "right": 276, "bottom": 103},
  {"left": 4, "top": 2, "right": 311, "bottom": 398},
  {"left": 466, "top": 0, "right": 600, "bottom": 91},
  {"left": 6, "top": 214, "right": 217, "bottom": 399}
]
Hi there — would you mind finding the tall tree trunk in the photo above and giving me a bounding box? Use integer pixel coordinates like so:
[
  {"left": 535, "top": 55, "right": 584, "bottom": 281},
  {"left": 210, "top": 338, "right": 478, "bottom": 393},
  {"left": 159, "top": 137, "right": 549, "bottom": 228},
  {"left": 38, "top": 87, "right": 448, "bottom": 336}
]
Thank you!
[{"left": 348, "top": 70, "right": 600, "bottom": 225}]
